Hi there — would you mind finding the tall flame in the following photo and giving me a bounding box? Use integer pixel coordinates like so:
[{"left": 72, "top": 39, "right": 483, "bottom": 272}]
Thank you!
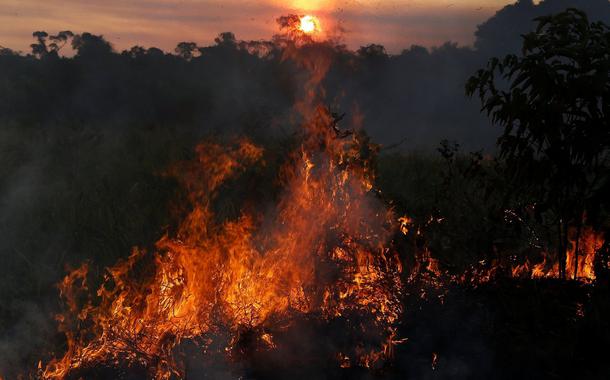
[
  {"left": 511, "top": 227, "right": 605, "bottom": 282},
  {"left": 41, "top": 36, "right": 404, "bottom": 379}
]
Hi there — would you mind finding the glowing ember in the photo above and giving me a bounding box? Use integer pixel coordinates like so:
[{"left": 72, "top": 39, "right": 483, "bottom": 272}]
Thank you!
[{"left": 299, "top": 15, "right": 319, "bottom": 34}]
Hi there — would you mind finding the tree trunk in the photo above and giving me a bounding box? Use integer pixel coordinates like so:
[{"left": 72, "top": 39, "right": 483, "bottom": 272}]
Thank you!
[
  {"left": 558, "top": 220, "right": 566, "bottom": 280},
  {"left": 594, "top": 228, "right": 610, "bottom": 288},
  {"left": 573, "top": 222, "right": 582, "bottom": 280}
]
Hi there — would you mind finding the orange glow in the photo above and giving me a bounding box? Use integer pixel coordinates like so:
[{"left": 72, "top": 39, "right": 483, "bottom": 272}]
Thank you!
[
  {"left": 299, "top": 15, "right": 320, "bottom": 34},
  {"left": 290, "top": 0, "right": 328, "bottom": 11},
  {"left": 41, "top": 37, "right": 404, "bottom": 379},
  {"left": 511, "top": 227, "right": 605, "bottom": 282},
  {"left": 401, "top": 214, "right": 605, "bottom": 288}
]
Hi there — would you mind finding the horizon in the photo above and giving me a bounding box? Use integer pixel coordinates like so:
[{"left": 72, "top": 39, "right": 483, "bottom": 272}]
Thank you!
[
  {"left": 1, "top": 2, "right": 610, "bottom": 379},
  {"left": 1, "top": 0, "right": 516, "bottom": 54}
]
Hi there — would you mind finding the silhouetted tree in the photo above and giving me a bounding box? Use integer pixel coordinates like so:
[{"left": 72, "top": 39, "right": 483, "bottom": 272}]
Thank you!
[
  {"left": 147, "top": 47, "right": 165, "bottom": 58},
  {"left": 275, "top": 14, "right": 314, "bottom": 43},
  {"left": 214, "top": 32, "right": 237, "bottom": 47},
  {"left": 72, "top": 32, "right": 113, "bottom": 58},
  {"left": 123, "top": 45, "right": 146, "bottom": 59},
  {"left": 30, "top": 31, "right": 49, "bottom": 57},
  {"left": 0, "top": 46, "right": 15, "bottom": 56},
  {"left": 357, "top": 44, "right": 387, "bottom": 59},
  {"left": 175, "top": 41, "right": 198, "bottom": 60},
  {"left": 48, "top": 30, "right": 74, "bottom": 53},
  {"left": 467, "top": 9, "right": 610, "bottom": 279},
  {"left": 30, "top": 30, "right": 73, "bottom": 58}
]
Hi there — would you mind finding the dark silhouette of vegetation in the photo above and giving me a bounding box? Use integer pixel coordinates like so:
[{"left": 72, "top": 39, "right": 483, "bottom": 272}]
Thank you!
[
  {"left": 467, "top": 9, "right": 610, "bottom": 279},
  {"left": 30, "top": 30, "right": 74, "bottom": 58},
  {"left": 1, "top": 1, "right": 610, "bottom": 377},
  {"left": 475, "top": 0, "right": 610, "bottom": 55},
  {"left": 175, "top": 41, "right": 198, "bottom": 60}
]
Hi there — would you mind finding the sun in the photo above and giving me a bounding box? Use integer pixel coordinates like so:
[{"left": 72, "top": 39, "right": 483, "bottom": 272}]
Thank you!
[{"left": 299, "top": 15, "right": 320, "bottom": 34}]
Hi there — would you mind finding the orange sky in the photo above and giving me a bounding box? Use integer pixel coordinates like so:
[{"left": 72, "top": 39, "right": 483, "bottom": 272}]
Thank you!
[{"left": 0, "top": 1, "right": 515, "bottom": 53}]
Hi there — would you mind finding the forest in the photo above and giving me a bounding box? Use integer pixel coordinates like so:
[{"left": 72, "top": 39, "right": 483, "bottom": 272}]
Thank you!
[{"left": 0, "top": 0, "right": 609, "bottom": 379}]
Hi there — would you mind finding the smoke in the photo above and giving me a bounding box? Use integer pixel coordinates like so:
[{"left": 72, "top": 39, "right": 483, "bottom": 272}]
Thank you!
[
  {"left": 0, "top": 301, "right": 54, "bottom": 376},
  {"left": 0, "top": 0, "right": 609, "bottom": 377}
]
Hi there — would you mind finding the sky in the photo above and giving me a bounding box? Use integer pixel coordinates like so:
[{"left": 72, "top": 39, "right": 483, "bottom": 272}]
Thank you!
[{"left": 0, "top": 0, "right": 518, "bottom": 54}]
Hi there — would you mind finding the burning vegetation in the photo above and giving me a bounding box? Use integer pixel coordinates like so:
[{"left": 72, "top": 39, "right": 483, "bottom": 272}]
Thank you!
[
  {"left": 43, "top": 130, "right": 404, "bottom": 378},
  {"left": 41, "top": 21, "right": 404, "bottom": 379},
  {"left": 1, "top": 7, "right": 609, "bottom": 380}
]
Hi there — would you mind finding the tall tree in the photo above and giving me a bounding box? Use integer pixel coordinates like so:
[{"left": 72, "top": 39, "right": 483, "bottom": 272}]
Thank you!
[
  {"left": 48, "top": 30, "right": 74, "bottom": 53},
  {"left": 467, "top": 9, "right": 610, "bottom": 279},
  {"left": 72, "top": 32, "right": 113, "bottom": 58},
  {"left": 30, "top": 31, "right": 49, "bottom": 57}
]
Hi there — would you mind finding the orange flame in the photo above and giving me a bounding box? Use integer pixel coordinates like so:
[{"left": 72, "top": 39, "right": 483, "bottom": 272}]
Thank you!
[
  {"left": 511, "top": 227, "right": 604, "bottom": 282},
  {"left": 41, "top": 40, "right": 404, "bottom": 379}
]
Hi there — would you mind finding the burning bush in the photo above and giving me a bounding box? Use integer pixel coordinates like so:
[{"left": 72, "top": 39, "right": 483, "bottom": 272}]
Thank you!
[{"left": 40, "top": 30, "right": 405, "bottom": 378}]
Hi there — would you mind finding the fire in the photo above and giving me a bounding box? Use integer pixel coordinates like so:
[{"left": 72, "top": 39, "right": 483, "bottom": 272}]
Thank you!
[
  {"left": 511, "top": 227, "right": 604, "bottom": 281},
  {"left": 42, "top": 123, "right": 403, "bottom": 379},
  {"left": 400, "top": 213, "right": 605, "bottom": 288},
  {"left": 40, "top": 28, "right": 403, "bottom": 379},
  {"left": 299, "top": 15, "right": 320, "bottom": 34},
  {"left": 34, "top": 15, "right": 607, "bottom": 379}
]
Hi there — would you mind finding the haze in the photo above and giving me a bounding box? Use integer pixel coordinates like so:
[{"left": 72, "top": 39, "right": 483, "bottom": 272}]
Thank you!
[{"left": 0, "top": 0, "right": 515, "bottom": 53}]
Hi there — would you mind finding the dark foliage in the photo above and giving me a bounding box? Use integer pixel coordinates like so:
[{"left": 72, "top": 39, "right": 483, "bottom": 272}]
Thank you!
[
  {"left": 1, "top": 1, "right": 610, "bottom": 377},
  {"left": 467, "top": 9, "right": 610, "bottom": 278}
]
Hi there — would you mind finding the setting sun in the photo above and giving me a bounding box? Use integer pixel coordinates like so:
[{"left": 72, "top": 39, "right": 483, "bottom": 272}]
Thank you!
[
  {"left": 3, "top": 1, "right": 610, "bottom": 379},
  {"left": 299, "top": 15, "right": 320, "bottom": 34}
]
